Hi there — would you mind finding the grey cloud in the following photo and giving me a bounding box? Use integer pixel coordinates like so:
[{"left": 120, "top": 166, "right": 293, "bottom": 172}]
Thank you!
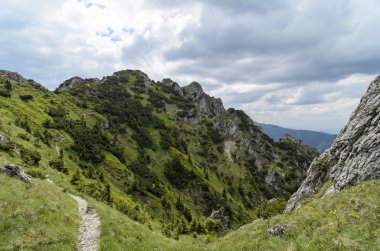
[
  {"left": 163, "top": 0, "right": 380, "bottom": 88},
  {"left": 122, "top": 35, "right": 160, "bottom": 62},
  {"left": 148, "top": 0, "right": 291, "bottom": 14},
  {"left": 1, "top": 0, "right": 379, "bottom": 132}
]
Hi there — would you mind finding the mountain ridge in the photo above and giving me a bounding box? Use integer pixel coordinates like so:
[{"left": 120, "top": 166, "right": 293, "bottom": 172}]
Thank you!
[
  {"left": 0, "top": 68, "right": 318, "bottom": 237},
  {"left": 1, "top": 69, "right": 380, "bottom": 250},
  {"left": 256, "top": 122, "right": 336, "bottom": 153}
]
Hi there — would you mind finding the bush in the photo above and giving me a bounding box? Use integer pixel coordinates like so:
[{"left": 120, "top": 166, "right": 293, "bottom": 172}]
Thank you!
[
  {"left": 70, "top": 125, "right": 106, "bottom": 164},
  {"left": 164, "top": 156, "right": 197, "bottom": 189},
  {"left": 0, "top": 140, "right": 15, "bottom": 152},
  {"left": 18, "top": 133, "right": 30, "bottom": 141},
  {"left": 19, "top": 94, "right": 33, "bottom": 101},
  {"left": 20, "top": 148, "right": 41, "bottom": 166},
  {"left": 15, "top": 116, "right": 31, "bottom": 133},
  {"left": 254, "top": 198, "right": 286, "bottom": 219},
  {"left": 0, "top": 87, "right": 11, "bottom": 97},
  {"left": 0, "top": 79, "right": 12, "bottom": 97},
  {"left": 42, "top": 119, "right": 55, "bottom": 128},
  {"left": 27, "top": 169, "right": 46, "bottom": 179},
  {"left": 71, "top": 170, "right": 85, "bottom": 186},
  {"left": 41, "top": 130, "right": 53, "bottom": 146},
  {"left": 147, "top": 91, "right": 167, "bottom": 109},
  {"left": 49, "top": 159, "right": 68, "bottom": 174},
  {"left": 46, "top": 107, "right": 66, "bottom": 118}
]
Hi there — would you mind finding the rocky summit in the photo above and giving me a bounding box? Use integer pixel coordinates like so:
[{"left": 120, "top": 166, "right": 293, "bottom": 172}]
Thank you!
[{"left": 286, "top": 75, "right": 380, "bottom": 211}]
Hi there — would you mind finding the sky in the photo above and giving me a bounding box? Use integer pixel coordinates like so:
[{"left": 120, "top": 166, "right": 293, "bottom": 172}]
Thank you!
[{"left": 1, "top": 0, "right": 379, "bottom": 133}]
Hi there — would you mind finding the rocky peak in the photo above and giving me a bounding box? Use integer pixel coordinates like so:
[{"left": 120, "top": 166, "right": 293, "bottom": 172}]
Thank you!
[
  {"left": 57, "top": 77, "right": 84, "bottom": 90},
  {"left": 56, "top": 77, "right": 100, "bottom": 92},
  {"left": 180, "top": 81, "right": 225, "bottom": 122},
  {"left": 286, "top": 75, "right": 380, "bottom": 212},
  {"left": 183, "top": 81, "right": 204, "bottom": 95},
  {"left": 280, "top": 134, "right": 302, "bottom": 144},
  {"left": 0, "top": 70, "right": 26, "bottom": 82},
  {"left": 112, "top": 69, "right": 151, "bottom": 87},
  {"left": 161, "top": 78, "right": 183, "bottom": 96}
]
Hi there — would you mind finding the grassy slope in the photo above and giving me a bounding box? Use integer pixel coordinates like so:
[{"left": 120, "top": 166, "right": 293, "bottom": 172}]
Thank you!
[
  {"left": 0, "top": 175, "right": 79, "bottom": 251},
  {"left": 1, "top": 150, "right": 379, "bottom": 250},
  {"left": 90, "top": 179, "right": 380, "bottom": 250},
  {"left": 210, "top": 180, "right": 380, "bottom": 251}
]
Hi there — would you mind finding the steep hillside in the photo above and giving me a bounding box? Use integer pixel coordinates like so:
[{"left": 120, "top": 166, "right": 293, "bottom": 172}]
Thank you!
[
  {"left": 2, "top": 171, "right": 379, "bottom": 251},
  {"left": 256, "top": 122, "right": 336, "bottom": 153},
  {"left": 287, "top": 75, "right": 380, "bottom": 211},
  {"left": 0, "top": 69, "right": 318, "bottom": 238},
  {"left": 0, "top": 175, "right": 78, "bottom": 250}
]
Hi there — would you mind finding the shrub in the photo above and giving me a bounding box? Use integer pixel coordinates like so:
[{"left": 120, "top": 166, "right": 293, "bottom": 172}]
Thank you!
[
  {"left": 27, "top": 169, "right": 46, "bottom": 179},
  {"left": 15, "top": 116, "right": 31, "bottom": 133},
  {"left": 164, "top": 156, "right": 197, "bottom": 189},
  {"left": 0, "top": 140, "right": 15, "bottom": 152},
  {"left": 18, "top": 133, "right": 30, "bottom": 141},
  {"left": 0, "top": 79, "right": 12, "bottom": 97},
  {"left": 0, "top": 87, "right": 11, "bottom": 97},
  {"left": 20, "top": 148, "right": 41, "bottom": 166},
  {"left": 147, "top": 91, "right": 167, "bottom": 109},
  {"left": 19, "top": 94, "right": 33, "bottom": 101},
  {"left": 254, "top": 198, "right": 286, "bottom": 219},
  {"left": 70, "top": 125, "right": 106, "bottom": 164},
  {"left": 42, "top": 119, "right": 55, "bottom": 128},
  {"left": 71, "top": 170, "right": 85, "bottom": 186},
  {"left": 46, "top": 107, "right": 66, "bottom": 118},
  {"left": 49, "top": 159, "right": 68, "bottom": 174}
]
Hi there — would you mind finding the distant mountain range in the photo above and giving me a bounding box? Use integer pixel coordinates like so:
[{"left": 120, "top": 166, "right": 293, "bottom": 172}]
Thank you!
[{"left": 256, "top": 122, "right": 336, "bottom": 153}]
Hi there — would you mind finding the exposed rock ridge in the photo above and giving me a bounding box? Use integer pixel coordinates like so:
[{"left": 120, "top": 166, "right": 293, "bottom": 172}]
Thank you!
[
  {"left": 57, "top": 77, "right": 100, "bottom": 92},
  {"left": 286, "top": 75, "right": 380, "bottom": 212},
  {"left": 0, "top": 164, "right": 33, "bottom": 182},
  {"left": 183, "top": 81, "right": 225, "bottom": 117},
  {"left": 0, "top": 70, "right": 26, "bottom": 82}
]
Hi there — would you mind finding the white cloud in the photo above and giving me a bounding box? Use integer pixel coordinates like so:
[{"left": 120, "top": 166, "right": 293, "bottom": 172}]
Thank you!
[{"left": 0, "top": 0, "right": 379, "bottom": 133}]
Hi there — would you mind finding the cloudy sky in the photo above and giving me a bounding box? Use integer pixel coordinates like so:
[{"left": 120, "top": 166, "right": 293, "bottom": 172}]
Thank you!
[{"left": 1, "top": 0, "right": 379, "bottom": 133}]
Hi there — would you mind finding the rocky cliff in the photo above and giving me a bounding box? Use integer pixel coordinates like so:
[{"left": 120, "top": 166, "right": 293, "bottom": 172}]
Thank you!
[{"left": 286, "top": 75, "right": 380, "bottom": 211}]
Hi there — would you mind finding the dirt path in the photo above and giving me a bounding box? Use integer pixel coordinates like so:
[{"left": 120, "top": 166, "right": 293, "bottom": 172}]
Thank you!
[
  {"left": 70, "top": 195, "right": 101, "bottom": 251},
  {"left": 55, "top": 132, "right": 65, "bottom": 156}
]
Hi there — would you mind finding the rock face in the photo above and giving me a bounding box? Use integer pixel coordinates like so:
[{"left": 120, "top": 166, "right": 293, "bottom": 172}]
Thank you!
[
  {"left": 56, "top": 77, "right": 100, "bottom": 93},
  {"left": 0, "top": 134, "right": 7, "bottom": 142},
  {"left": 0, "top": 164, "right": 32, "bottom": 182},
  {"left": 182, "top": 82, "right": 225, "bottom": 118},
  {"left": 162, "top": 78, "right": 184, "bottom": 96},
  {"left": 178, "top": 80, "right": 318, "bottom": 196},
  {"left": 286, "top": 75, "right": 380, "bottom": 212},
  {"left": 0, "top": 70, "right": 25, "bottom": 82},
  {"left": 208, "top": 208, "right": 230, "bottom": 234}
]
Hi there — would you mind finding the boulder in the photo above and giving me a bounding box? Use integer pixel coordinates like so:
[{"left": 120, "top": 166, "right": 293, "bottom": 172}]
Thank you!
[
  {"left": 0, "top": 134, "right": 7, "bottom": 142},
  {"left": 268, "top": 222, "right": 295, "bottom": 236},
  {"left": 0, "top": 164, "right": 32, "bottom": 182}
]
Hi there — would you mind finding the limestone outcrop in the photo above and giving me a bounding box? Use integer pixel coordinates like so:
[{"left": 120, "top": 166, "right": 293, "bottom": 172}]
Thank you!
[{"left": 286, "top": 75, "right": 380, "bottom": 211}]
